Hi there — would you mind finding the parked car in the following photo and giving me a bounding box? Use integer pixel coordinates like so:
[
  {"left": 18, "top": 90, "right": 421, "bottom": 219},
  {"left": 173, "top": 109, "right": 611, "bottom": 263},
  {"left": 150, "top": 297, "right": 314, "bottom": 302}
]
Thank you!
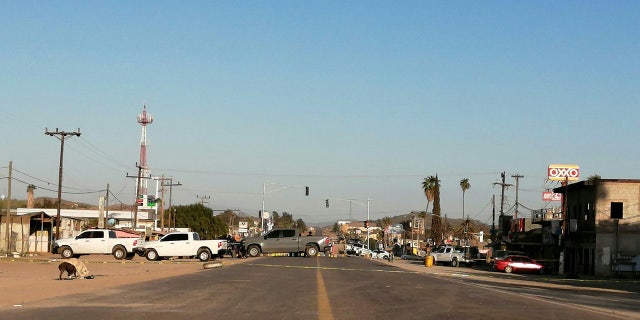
[
  {"left": 370, "top": 249, "right": 391, "bottom": 261},
  {"left": 429, "top": 245, "right": 475, "bottom": 267},
  {"left": 53, "top": 229, "right": 144, "bottom": 260},
  {"left": 493, "top": 255, "right": 544, "bottom": 274},
  {"left": 492, "top": 250, "right": 526, "bottom": 263},
  {"left": 136, "top": 232, "right": 227, "bottom": 262}
]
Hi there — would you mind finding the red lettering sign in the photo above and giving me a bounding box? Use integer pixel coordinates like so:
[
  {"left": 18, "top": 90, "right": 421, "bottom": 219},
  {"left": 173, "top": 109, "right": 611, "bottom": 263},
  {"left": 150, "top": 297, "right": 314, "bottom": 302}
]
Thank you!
[{"left": 548, "top": 164, "right": 580, "bottom": 181}]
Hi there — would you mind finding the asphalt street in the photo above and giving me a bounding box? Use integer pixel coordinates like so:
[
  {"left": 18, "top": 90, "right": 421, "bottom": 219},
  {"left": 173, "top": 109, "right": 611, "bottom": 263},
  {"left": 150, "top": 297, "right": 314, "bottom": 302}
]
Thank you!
[{"left": 2, "top": 255, "right": 637, "bottom": 320}]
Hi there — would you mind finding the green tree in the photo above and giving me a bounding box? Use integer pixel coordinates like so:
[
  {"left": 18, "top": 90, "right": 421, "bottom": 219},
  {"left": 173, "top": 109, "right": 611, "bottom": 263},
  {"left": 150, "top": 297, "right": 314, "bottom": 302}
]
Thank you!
[
  {"left": 587, "top": 174, "right": 601, "bottom": 183},
  {"left": 459, "top": 178, "right": 470, "bottom": 219},
  {"left": 279, "top": 212, "right": 294, "bottom": 228},
  {"left": 295, "top": 218, "right": 307, "bottom": 234},
  {"left": 271, "top": 211, "right": 280, "bottom": 227},
  {"left": 174, "top": 203, "right": 227, "bottom": 239}
]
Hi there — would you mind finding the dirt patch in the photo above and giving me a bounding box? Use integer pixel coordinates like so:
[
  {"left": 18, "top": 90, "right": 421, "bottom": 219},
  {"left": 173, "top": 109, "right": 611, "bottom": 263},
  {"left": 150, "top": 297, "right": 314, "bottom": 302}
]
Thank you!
[{"left": 0, "top": 253, "right": 248, "bottom": 309}]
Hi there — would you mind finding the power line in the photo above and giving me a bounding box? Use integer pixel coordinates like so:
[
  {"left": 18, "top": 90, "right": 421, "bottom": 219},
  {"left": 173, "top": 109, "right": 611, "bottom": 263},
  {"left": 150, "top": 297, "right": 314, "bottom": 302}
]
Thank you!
[{"left": 10, "top": 177, "right": 105, "bottom": 195}]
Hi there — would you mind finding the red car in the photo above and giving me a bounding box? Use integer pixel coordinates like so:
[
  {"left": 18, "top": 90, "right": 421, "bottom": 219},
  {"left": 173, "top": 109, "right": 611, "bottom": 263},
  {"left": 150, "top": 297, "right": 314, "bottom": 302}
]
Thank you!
[{"left": 493, "top": 255, "right": 544, "bottom": 274}]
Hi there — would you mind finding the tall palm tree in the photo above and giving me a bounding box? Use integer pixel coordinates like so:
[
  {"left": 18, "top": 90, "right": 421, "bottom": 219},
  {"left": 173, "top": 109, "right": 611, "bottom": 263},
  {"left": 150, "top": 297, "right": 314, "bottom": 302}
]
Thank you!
[
  {"left": 459, "top": 178, "right": 470, "bottom": 219},
  {"left": 27, "top": 184, "right": 36, "bottom": 209},
  {"left": 431, "top": 174, "right": 443, "bottom": 244},
  {"left": 421, "top": 176, "right": 438, "bottom": 214}
]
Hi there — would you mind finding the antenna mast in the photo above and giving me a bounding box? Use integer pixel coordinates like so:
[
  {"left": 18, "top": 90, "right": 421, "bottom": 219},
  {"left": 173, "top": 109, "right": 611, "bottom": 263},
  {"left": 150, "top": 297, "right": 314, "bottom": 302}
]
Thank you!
[{"left": 137, "top": 105, "right": 153, "bottom": 195}]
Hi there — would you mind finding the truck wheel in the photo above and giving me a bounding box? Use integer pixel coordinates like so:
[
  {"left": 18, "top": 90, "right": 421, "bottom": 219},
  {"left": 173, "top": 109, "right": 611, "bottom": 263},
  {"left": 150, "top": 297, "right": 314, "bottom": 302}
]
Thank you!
[
  {"left": 146, "top": 249, "right": 159, "bottom": 261},
  {"left": 247, "top": 245, "right": 261, "bottom": 257},
  {"left": 197, "top": 248, "right": 212, "bottom": 262},
  {"left": 112, "top": 246, "right": 127, "bottom": 260},
  {"left": 305, "top": 246, "right": 318, "bottom": 257},
  {"left": 451, "top": 259, "right": 459, "bottom": 267},
  {"left": 60, "top": 246, "right": 74, "bottom": 259}
]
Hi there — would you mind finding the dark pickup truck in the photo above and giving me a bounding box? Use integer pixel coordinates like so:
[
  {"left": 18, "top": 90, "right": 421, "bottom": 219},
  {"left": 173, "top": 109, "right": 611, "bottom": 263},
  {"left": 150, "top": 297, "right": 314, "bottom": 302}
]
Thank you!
[{"left": 243, "top": 229, "right": 331, "bottom": 257}]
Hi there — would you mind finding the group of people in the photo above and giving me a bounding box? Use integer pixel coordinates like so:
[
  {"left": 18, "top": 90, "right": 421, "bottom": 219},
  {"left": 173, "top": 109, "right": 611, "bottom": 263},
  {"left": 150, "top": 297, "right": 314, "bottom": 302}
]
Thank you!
[{"left": 224, "top": 234, "right": 247, "bottom": 258}]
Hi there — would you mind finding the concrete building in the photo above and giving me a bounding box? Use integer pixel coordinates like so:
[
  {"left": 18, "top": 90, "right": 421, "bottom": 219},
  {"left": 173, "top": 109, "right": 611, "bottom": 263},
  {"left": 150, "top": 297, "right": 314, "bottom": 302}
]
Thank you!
[{"left": 554, "top": 179, "right": 640, "bottom": 277}]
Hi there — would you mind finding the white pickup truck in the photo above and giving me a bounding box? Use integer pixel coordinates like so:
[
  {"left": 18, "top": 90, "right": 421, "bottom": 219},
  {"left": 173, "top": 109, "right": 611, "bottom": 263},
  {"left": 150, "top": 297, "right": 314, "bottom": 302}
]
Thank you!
[
  {"left": 53, "top": 229, "right": 144, "bottom": 260},
  {"left": 135, "top": 232, "right": 227, "bottom": 262}
]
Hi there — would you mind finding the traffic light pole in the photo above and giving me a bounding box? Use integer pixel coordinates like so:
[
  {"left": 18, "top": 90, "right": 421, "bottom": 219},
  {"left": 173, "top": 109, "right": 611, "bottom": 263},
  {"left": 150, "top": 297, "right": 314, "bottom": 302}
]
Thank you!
[
  {"left": 325, "top": 197, "right": 372, "bottom": 249},
  {"left": 261, "top": 183, "right": 309, "bottom": 234}
]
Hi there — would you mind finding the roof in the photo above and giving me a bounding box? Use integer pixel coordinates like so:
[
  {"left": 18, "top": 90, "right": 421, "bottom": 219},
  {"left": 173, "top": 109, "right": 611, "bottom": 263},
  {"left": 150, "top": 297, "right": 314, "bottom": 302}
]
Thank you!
[{"left": 16, "top": 208, "right": 153, "bottom": 220}]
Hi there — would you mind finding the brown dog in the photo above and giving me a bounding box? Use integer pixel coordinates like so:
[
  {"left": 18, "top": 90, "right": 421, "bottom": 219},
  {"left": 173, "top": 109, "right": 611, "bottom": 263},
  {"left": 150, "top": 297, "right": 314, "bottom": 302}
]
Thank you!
[{"left": 58, "top": 261, "right": 77, "bottom": 280}]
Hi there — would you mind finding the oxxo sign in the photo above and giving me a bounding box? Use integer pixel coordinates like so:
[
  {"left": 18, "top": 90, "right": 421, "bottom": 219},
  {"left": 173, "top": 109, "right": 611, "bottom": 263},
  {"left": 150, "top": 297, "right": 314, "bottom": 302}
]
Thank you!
[{"left": 548, "top": 164, "right": 580, "bottom": 181}]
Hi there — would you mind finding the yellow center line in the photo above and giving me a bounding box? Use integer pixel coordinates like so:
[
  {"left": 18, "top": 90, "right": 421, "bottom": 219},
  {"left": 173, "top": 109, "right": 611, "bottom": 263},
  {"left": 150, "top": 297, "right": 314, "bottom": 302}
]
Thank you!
[{"left": 316, "top": 259, "right": 334, "bottom": 320}]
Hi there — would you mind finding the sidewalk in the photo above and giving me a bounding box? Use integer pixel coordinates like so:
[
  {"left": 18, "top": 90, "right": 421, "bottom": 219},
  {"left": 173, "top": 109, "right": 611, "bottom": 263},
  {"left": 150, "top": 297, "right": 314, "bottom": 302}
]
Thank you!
[{"left": 374, "top": 256, "right": 640, "bottom": 294}]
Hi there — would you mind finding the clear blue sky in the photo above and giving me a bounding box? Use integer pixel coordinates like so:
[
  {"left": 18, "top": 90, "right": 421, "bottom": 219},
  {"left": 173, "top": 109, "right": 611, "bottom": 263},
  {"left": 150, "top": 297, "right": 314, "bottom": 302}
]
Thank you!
[{"left": 1, "top": 1, "right": 638, "bottom": 225}]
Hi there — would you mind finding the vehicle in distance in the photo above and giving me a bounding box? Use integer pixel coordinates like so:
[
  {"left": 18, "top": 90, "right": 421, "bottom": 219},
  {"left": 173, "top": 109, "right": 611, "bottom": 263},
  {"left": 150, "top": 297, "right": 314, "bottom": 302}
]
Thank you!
[
  {"left": 52, "top": 229, "right": 144, "bottom": 260},
  {"left": 243, "top": 229, "right": 331, "bottom": 257},
  {"left": 370, "top": 249, "right": 391, "bottom": 260},
  {"left": 493, "top": 255, "right": 544, "bottom": 274},
  {"left": 429, "top": 245, "right": 475, "bottom": 267},
  {"left": 136, "top": 232, "right": 227, "bottom": 262}
]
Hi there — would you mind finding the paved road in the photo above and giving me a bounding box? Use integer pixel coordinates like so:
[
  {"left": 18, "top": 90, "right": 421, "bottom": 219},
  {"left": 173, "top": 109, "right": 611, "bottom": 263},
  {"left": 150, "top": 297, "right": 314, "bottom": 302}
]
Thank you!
[{"left": 2, "top": 256, "right": 638, "bottom": 320}]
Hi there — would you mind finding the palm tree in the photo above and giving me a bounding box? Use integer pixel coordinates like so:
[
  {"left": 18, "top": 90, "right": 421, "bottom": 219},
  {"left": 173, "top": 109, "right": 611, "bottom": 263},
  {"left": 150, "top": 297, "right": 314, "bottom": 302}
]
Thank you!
[
  {"left": 421, "top": 176, "right": 438, "bottom": 214},
  {"left": 430, "top": 174, "right": 443, "bottom": 245},
  {"left": 459, "top": 178, "right": 470, "bottom": 219},
  {"left": 27, "top": 184, "right": 36, "bottom": 209}
]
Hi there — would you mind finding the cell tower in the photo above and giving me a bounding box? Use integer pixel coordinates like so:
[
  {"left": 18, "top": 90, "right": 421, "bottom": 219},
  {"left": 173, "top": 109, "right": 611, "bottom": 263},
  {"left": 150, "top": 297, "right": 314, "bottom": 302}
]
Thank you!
[{"left": 137, "top": 105, "right": 153, "bottom": 195}]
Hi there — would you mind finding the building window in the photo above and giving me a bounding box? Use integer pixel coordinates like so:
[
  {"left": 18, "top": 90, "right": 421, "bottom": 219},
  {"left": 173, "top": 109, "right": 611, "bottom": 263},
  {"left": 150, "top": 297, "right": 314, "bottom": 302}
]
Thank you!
[{"left": 611, "top": 202, "right": 623, "bottom": 219}]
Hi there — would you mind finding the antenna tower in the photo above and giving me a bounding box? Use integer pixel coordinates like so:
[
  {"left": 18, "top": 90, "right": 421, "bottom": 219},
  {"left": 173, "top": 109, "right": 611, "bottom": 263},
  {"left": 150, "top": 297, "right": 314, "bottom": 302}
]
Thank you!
[{"left": 137, "top": 105, "right": 153, "bottom": 195}]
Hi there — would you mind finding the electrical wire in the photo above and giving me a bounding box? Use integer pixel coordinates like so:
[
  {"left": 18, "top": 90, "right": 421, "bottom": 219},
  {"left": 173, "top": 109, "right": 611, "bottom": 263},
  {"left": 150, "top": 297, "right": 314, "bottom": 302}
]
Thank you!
[{"left": 11, "top": 177, "right": 106, "bottom": 195}]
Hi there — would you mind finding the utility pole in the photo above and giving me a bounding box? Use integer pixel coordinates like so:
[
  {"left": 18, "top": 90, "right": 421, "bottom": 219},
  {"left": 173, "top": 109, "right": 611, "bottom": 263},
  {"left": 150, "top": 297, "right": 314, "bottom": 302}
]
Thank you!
[
  {"left": 197, "top": 194, "right": 211, "bottom": 206},
  {"left": 491, "top": 194, "right": 496, "bottom": 238},
  {"left": 126, "top": 163, "right": 145, "bottom": 230},
  {"left": 160, "top": 175, "right": 166, "bottom": 231},
  {"left": 492, "top": 172, "right": 512, "bottom": 217},
  {"left": 45, "top": 128, "right": 81, "bottom": 240},
  {"left": 162, "top": 178, "right": 181, "bottom": 230},
  {"left": 511, "top": 174, "right": 524, "bottom": 220},
  {"left": 105, "top": 184, "right": 110, "bottom": 228},
  {"left": 4, "top": 161, "right": 12, "bottom": 251}
]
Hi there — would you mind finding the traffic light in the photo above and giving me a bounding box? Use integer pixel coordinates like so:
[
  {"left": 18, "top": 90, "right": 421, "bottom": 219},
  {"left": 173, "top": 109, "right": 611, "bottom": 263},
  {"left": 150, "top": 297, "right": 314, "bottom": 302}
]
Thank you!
[
  {"left": 305, "top": 186, "right": 309, "bottom": 196},
  {"left": 364, "top": 220, "right": 368, "bottom": 228},
  {"left": 325, "top": 199, "right": 329, "bottom": 208}
]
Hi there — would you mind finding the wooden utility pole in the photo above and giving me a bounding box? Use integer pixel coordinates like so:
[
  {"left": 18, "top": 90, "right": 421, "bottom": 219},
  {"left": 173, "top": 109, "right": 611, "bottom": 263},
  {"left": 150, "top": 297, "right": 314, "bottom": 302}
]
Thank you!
[
  {"left": 511, "top": 174, "right": 524, "bottom": 220},
  {"left": 492, "top": 172, "right": 512, "bottom": 217},
  {"left": 126, "top": 163, "right": 145, "bottom": 230},
  {"left": 45, "top": 128, "right": 81, "bottom": 240},
  {"left": 4, "top": 161, "right": 12, "bottom": 252},
  {"left": 162, "top": 179, "right": 181, "bottom": 230}
]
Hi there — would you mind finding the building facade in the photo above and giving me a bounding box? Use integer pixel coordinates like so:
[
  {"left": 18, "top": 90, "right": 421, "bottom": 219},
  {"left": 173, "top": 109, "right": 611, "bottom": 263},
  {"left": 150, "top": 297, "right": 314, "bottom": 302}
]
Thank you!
[{"left": 555, "top": 179, "right": 640, "bottom": 277}]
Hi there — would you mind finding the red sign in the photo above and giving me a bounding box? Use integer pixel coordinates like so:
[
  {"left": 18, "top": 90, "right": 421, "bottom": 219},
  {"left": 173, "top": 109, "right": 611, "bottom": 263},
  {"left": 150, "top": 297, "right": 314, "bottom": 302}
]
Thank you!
[
  {"left": 542, "top": 191, "right": 562, "bottom": 202},
  {"left": 548, "top": 164, "right": 580, "bottom": 181}
]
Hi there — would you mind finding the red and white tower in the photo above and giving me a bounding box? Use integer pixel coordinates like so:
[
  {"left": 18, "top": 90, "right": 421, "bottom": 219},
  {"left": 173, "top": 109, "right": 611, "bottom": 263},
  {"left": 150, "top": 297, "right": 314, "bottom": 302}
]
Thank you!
[{"left": 137, "top": 105, "right": 153, "bottom": 195}]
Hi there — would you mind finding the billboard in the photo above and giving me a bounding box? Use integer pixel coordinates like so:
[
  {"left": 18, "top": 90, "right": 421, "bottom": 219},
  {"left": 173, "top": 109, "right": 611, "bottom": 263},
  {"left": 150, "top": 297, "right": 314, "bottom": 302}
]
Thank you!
[
  {"left": 542, "top": 191, "right": 562, "bottom": 202},
  {"left": 548, "top": 164, "right": 580, "bottom": 181}
]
